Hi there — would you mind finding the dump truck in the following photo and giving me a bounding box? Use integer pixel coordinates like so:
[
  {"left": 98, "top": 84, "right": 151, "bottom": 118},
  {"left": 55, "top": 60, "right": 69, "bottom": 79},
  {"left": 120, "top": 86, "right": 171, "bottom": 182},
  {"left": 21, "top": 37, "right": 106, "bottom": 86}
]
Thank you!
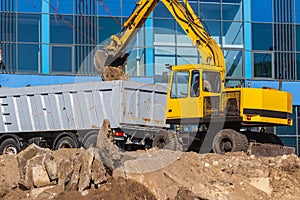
[
  {"left": 0, "top": 81, "right": 169, "bottom": 154},
  {"left": 94, "top": 0, "right": 294, "bottom": 155}
]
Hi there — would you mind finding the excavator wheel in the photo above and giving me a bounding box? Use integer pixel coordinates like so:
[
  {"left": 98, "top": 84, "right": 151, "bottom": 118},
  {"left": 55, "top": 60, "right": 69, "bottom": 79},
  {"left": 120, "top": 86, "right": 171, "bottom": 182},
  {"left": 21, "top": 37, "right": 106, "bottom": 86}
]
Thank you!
[
  {"left": 153, "top": 130, "right": 183, "bottom": 151},
  {"left": 213, "top": 129, "right": 248, "bottom": 154}
]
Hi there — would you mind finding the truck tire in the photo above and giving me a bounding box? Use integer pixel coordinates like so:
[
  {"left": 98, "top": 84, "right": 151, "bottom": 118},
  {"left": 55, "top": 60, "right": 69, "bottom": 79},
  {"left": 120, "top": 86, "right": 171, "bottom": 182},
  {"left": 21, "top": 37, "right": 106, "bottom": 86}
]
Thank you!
[
  {"left": 213, "top": 129, "right": 248, "bottom": 154},
  {"left": 54, "top": 136, "right": 79, "bottom": 150},
  {"left": 82, "top": 131, "right": 98, "bottom": 149},
  {"left": 0, "top": 138, "right": 20, "bottom": 155},
  {"left": 153, "top": 130, "right": 183, "bottom": 151}
]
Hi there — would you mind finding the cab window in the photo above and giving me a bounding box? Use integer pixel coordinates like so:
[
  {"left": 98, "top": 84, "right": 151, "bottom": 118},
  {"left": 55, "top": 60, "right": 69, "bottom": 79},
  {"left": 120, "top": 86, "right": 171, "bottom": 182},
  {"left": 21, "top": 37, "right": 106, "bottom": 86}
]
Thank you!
[
  {"left": 190, "top": 70, "right": 200, "bottom": 97},
  {"left": 171, "top": 71, "right": 189, "bottom": 98},
  {"left": 202, "top": 71, "right": 221, "bottom": 93}
]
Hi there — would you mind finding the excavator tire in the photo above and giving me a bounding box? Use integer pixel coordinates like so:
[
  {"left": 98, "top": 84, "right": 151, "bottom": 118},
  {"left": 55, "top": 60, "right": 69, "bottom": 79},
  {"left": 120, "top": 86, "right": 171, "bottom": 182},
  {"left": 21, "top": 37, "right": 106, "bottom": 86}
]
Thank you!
[
  {"left": 153, "top": 130, "right": 183, "bottom": 151},
  {"left": 213, "top": 129, "right": 248, "bottom": 154}
]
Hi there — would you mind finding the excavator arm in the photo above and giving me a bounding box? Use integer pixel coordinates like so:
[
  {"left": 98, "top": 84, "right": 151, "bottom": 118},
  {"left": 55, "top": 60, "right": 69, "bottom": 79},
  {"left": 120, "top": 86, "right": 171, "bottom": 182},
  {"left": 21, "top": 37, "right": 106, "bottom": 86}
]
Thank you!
[{"left": 95, "top": 0, "right": 225, "bottom": 81}]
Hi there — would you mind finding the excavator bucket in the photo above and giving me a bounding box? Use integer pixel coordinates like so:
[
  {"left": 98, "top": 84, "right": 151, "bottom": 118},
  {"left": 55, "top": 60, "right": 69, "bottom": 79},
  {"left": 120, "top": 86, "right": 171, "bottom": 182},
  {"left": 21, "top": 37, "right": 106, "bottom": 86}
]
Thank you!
[
  {"left": 94, "top": 50, "right": 129, "bottom": 77},
  {"left": 247, "top": 142, "right": 295, "bottom": 157}
]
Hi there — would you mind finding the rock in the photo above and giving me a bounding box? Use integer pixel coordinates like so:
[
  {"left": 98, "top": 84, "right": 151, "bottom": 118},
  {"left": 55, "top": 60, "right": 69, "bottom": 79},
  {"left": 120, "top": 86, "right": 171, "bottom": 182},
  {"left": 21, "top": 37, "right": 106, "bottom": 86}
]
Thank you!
[
  {"left": 35, "top": 185, "right": 63, "bottom": 200},
  {"left": 0, "top": 154, "right": 20, "bottom": 187},
  {"left": 32, "top": 165, "right": 51, "bottom": 188},
  {"left": 92, "top": 158, "right": 107, "bottom": 185},
  {"left": 66, "top": 159, "right": 81, "bottom": 191},
  {"left": 18, "top": 179, "right": 31, "bottom": 190},
  {"left": 17, "top": 144, "right": 52, "bottom": 180},
  {"left": 30, "top": 185, "right": 56, "bottom": 199},
  {"left": 45, "top": 158, "right": 58, "bottom": 181},
  {"left": 57, "top": 159, "right": 74, "bottom": 190},
  {"left": 249, "top": 178, "right": 272, "bottom": 195},
  {"left": 78, "top": 149, "right": 94, "bottom": 192},
  {"left": 96, "top": 119, "right": 122, "bottom": 171},
  {"left": 23, "top": 154, "right": 52, "bottom": 188}
]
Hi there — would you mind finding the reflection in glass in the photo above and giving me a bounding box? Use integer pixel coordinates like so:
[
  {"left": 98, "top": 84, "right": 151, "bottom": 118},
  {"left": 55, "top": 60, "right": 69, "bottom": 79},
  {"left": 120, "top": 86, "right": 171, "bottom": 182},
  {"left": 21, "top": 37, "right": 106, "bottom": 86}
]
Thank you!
[
  {"left": 18, "top": 44, "right": 39, "bottom": 72},
  {"left": 52, "top": 46, "right": 72, "bottom": 73},
  {"left": 254, "top": 53, "right": 272, "bottom": 78}
]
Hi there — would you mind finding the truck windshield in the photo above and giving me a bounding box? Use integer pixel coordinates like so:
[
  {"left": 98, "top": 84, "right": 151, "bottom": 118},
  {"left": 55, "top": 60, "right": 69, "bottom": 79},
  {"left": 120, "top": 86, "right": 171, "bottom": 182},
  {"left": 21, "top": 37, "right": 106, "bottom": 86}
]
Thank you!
[
  {"left": 202, "top": 71, "right": 221, "bottom": 93},
  {"left": 170, "top": 71, "right": 189, "bottom": 98}
]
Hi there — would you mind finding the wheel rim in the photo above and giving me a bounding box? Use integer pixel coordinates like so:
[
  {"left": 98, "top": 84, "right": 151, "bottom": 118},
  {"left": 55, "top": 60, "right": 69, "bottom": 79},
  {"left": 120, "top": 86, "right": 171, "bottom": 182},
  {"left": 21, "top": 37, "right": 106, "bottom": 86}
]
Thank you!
[
  {"left": 220, "top": 138, "right": 233, "bottom": 152},
  {"left": 58, "top": 142, "right": 72, "bottom": 149},
  {"left": 3, "top": 146, "right": 18, "bottom": 155}
]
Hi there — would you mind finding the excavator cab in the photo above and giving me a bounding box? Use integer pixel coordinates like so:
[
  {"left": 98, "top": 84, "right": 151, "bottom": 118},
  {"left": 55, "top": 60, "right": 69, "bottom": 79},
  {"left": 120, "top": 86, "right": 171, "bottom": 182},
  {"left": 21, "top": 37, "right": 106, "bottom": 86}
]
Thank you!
[{"left": 166, "top": 64, "right": 223, "bottom": 124}]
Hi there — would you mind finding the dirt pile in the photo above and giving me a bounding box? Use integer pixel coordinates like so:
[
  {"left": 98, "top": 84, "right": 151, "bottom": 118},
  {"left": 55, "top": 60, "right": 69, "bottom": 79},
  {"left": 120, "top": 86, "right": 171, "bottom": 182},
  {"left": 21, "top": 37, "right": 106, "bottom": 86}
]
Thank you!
[
  {"left": 1, "top": 147, "right": 300, "bottom": 200},
  {"left": 102, "top": 66, "right": 129, "bottom": 81},
  {"left": 0, "top": 123, "right": 299, "bottom": 200}
]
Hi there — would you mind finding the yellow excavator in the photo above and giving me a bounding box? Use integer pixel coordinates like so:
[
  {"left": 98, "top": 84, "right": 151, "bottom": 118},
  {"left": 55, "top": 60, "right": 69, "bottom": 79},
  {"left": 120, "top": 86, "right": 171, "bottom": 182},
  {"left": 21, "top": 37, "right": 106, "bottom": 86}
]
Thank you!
[{"left": 95, "top": 0, "right": 294, "bottom": 155}]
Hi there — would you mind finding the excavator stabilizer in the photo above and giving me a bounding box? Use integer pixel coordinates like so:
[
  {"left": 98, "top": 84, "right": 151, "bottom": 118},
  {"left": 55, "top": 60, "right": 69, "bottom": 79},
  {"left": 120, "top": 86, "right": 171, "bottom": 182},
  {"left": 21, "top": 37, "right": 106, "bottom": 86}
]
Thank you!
[{"left": 247, "top": 142, "right": 295, "bottom": 157}]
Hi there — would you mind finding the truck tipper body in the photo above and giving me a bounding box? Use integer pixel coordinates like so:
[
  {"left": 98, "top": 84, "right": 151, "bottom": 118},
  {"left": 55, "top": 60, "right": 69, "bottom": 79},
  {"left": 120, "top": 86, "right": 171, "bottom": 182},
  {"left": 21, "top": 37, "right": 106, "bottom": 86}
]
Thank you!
[{"left": 0, "top": 80, "right": 168, "bottom": 153}]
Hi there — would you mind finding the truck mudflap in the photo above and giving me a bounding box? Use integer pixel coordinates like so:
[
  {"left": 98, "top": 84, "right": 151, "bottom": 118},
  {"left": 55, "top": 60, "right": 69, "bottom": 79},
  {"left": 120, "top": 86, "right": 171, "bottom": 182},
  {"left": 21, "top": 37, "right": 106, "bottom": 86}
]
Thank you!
[{"left": 247, "top": 142, "right": 295, "bottom": 157}]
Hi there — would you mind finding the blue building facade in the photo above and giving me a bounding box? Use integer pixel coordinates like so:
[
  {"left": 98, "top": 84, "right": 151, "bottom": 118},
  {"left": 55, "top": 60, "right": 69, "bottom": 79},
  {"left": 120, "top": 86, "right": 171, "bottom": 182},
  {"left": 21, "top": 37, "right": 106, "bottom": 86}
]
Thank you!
[{"left": 1, "top": 0, "right": 300, "bottom": 153}]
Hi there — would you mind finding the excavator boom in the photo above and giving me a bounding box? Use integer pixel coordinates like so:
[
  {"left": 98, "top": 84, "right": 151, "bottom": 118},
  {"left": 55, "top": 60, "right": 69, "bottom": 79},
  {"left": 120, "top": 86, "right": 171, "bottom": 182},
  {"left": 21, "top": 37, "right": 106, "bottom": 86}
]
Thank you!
[{"left": 95, "top": 0, "right": 225, "bottom": 80}]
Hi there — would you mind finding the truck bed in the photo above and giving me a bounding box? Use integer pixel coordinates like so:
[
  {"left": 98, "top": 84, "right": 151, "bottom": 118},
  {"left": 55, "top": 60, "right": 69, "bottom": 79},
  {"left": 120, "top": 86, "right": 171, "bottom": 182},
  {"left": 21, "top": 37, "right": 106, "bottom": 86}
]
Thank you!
[{"left": 0, "top": 81, "right": 168, "bottom": 134}]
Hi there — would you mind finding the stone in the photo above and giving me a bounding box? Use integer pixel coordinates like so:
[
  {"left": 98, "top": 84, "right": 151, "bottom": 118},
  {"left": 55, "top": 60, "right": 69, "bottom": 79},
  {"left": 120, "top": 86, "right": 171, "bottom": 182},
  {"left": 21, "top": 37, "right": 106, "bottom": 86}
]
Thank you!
[
  {"left": 18, "top": 179, "right": 31, "bottom": 191},
  {"left": 92, "top": 158, "right": 107, "bottom": 185},
  {"left": 57, "top": 159, "right": 74, "bottom": 190},
  {"left": 249, "top": 178, "right": 272, "bottom": 195},
  {"left": 78, "top": 149, "right": 94, "bottom": 192},
  {"left": 30, "top": 186, "right": 56, "bottom": 199},
  {"left": 17, "top": 144, "right": 52, "bottom": 180},
  {"left": 32, "top": 165, "right": 51, "bottom": 188},
  {"left": 45, "top": 158, "right": 58, "bottom": 181},
  {"left": 66, "top": 159, "right": 81, "bottom": 191}
]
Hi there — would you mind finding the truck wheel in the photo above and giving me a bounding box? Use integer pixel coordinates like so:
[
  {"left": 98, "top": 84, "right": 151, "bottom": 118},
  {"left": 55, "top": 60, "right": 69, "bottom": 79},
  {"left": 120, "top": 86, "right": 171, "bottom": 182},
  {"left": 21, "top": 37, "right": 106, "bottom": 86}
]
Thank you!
[
  {"left": 153, "top": 130, "right": 170, "bottom": 149},
  {"left": 82, "top": 131, "right": 98, "bottom": 149},
  {"left": 153, "top": 130, "right": 183, "bottom": 151},
  {"left": 0, "top": 138, "right": 20, "bottom": 155},
  {"left": 213, "top": 129, "right": 248, "bottom": 154},
  {"left": 54, "top": 136, "right": 79, "bottom": 150}
]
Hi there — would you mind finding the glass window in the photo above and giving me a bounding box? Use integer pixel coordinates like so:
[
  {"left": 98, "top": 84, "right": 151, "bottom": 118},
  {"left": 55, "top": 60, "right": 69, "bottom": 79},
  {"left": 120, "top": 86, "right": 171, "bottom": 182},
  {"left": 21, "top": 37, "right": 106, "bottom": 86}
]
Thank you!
[
  {"left": 50, "top": 0, "right": 73, "bottom": 14},
  {"left": 253, "top": 52, "right": 273, "bottom": 78},
  {"left": 297, "top": 0, "right": 300, "bottom": 23},
  {"left": 224, "top": 50, "right": 243, "bottom": 77},
  {"left": 154, "top": 46, "right": 175, "bottom": 83},
  {"left": 252, "top": 23, "right": 273, "bottom": 51},
  {"left": 202, "top": 71, "right": 221, "bottom": 93},
  {"left": 18, "top": 14, "right": 40, "bottom": 43},
  {"left": 126, "top": 48, "right": 145, "bottom": 76},
  {"left": 251, "top": 0, "right": 272, "bottom": 22},
  {"left": 51, "top": 46, "right": 72, "bottom": 73},
  {"left": 297, "top": 26, "right": 300, "bottom": 51},
  {"left": 50, "top": 15, "right": 73, "bottom": 44},
  {"left": 297, "top": 53, "right": 300, "bottom": 80},
  {"left": 122, "top": 0, "right": 139, "bottom": 17},
  {"left": 222, "top": 22, "right": 243, "bottom": 47},
  {"left": 154, "top": 19, "right": 175, "bottom": 45},
  {"left": 154, "top": 2, "right": 173, "bottom": 18},
  {"left": 199, "top": 2, "right": 220, "bottom": 20},
  {"left": 0, "top": 13, "right": 16, "bottom": 42},
  {"left": 17, "top": 44, "right": 39, "bottom": 72},
  {"left": 98, "top": 1, "right": 120, "bottom": 16},
  {"left": 99, "top": 17, "right": 121, "bottom": 44},
  {"left": 18, "top": 0, "right": 41, "bottom": 13},
  {"left": 171, "top": 71, "right": 189, "bottom": 98},
  {"left": 222, "top": 3, "right": 242, "bottom": 21},
  {"left": 191, "top": 70, "right": 200, "bottom": 97},
  {"left": 204, "top": 21, "right": 221, "bottom": 44}
]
